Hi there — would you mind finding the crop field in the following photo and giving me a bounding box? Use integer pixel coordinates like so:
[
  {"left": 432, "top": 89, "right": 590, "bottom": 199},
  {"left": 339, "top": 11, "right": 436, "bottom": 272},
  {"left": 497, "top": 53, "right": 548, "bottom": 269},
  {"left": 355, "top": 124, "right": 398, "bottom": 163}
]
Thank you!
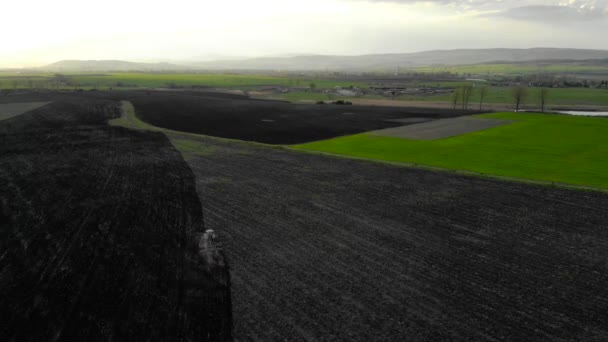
[
  {"left": 171, "top": 129, "right": 608, "bottom": 341},
  {"left": 296, "top": 112, "right": 608, "bottom": 189},
  {"left": 274, "top": 85, "right": 608, "bottom": 108},
  {"left": 0, "top": 73, "right": 369, "bottom": 90},
  {"left": 105, "top": 96, "right": 608, "bottom": 341},
  {"left": 126, "top": 91, "right": 470, "bottom": 144},
  {"left": 0, "top": 102, "right": 50, "bottom": 120},
  {"left": 0, "top": 94, "right": 231, "bottom": 341},
  {"left": 2, "top": 71, "right": 607, "bottom": 108},
  {"left": 4, "top": 90, "right": 608, "bottom": 341},
  {"left": 413, "top": 62, "right": 608, "bottom": 76},
  {"left": 369, "top": 116, "right": 513, "bottom": 140},
  {"left": 424, "top": 87, "right": 608, "bottom": 107}
]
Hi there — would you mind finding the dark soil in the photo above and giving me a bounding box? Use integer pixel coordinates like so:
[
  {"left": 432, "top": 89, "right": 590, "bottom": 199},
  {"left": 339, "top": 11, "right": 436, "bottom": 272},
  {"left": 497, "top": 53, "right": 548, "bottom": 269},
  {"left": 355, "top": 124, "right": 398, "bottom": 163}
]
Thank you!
[
  {"left": 174, "top": 131, "right": 608, "bottom": 341},
  {"left": 371, "top": 116, "right": 513, "bottom": 140},
  {"left": 0, "top": 95, "right": 231, "bottom": 341},
  {"left": 4, "top": 91, "right": 608, "bottom": 341},
  {"left": 126, "top": 91, "right": 472, "bottom": 144}
]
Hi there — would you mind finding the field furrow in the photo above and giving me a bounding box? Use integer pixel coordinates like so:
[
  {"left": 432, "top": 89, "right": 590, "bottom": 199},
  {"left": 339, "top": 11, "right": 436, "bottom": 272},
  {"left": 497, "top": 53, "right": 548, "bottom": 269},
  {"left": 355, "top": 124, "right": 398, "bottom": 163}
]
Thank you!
[
  {"left": 0, "top": 95, "right": 232, "bottom": 341},
  {"left": 172, "top": 131, "right": 608, "bottom": 341}
]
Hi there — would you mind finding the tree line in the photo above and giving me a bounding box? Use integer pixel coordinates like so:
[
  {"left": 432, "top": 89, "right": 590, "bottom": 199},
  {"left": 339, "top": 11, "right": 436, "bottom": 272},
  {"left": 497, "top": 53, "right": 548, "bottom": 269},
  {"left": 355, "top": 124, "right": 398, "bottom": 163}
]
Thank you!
[{"left": 451, "top": 85, "right": 551, "bottom": 112}]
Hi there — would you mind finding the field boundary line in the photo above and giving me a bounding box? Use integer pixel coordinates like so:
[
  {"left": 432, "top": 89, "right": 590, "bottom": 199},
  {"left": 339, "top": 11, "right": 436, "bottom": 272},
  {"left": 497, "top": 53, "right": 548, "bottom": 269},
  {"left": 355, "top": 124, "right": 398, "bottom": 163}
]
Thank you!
[
  {"left": 110, "top": 100, "right": 285, "bottom": 148},
  {"left": 110, "top": 101, "right": 607, "bottom": 194}
]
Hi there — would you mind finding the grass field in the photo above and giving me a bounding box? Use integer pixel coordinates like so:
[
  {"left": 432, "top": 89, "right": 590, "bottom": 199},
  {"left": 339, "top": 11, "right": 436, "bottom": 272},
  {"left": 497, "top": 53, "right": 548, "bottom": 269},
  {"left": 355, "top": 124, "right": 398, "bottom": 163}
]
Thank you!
[
  {"left": 273, "top": 85, "right": 608, "bottom": 107},
  {"left": 0, "top": 73, "right": 369, "bottom": 89},
  {"left": 295, "top": 112, "right": 608, "bottom": 188},
  {"left": 2, "top": 71, "right": 606, "bottom": 107},
  {"left": 406, "top": 86, "right": 608, "bottom": 106},
  {"left": 413, "top": 62, "right": 608, "bottom": 75}
]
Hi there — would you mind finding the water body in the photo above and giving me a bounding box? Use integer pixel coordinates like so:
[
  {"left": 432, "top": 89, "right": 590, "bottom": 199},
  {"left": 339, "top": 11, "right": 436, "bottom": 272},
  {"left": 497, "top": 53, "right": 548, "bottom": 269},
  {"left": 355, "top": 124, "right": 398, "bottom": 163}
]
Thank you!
[{"left": 557, "top": 111, "right": 608, "bottom": 117}]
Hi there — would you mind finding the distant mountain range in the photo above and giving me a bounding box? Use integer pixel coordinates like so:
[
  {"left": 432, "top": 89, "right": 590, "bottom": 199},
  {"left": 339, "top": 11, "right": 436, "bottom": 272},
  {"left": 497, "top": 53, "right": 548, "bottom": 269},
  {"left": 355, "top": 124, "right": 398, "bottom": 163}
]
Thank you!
[
  {"left": 40, "top": 48, "right": 608, "bottom": 72},
  {"left": 42, "top": 60, "right": 191, "bottom": 72}
]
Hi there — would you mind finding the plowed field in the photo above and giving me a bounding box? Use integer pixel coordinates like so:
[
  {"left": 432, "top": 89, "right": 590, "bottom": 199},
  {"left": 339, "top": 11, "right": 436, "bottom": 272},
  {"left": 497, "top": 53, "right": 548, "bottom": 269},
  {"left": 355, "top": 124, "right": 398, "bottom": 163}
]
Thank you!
[
  {"left": 0, "top": 95, "right": 231, "bottom": 341},
  {"left": 4, "top": 91, "right": 608, "bottom": 341},
  {"left": 173, "top": 131, "right": 608, "bottom": 341},
  {"left": 126, "top": 91, "right": 471, "bottom": 144}
]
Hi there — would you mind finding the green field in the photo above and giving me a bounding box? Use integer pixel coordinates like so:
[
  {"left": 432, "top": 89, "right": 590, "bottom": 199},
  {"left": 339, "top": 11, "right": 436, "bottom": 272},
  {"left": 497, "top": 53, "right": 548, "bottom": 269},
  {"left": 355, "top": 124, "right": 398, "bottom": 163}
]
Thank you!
[
  {"left": 2, "top": 71, "right": 607, "bottom": 106},
  {"left": 393, "top": 86, "right": 608, "bottom": 106},
  {"left": 413, "top": 63, "right": 608, "bottom": 75},
  {"left": 276, "top": 91, "right": 386, "bottom": 102},
  {"left": 273, "top": 85, "right": 608, "bottom": 107},
  {"left": 0, "top": 73, "right": 368, "bottom": 90},
  {"left": 295, "top": 113, "right": 608, "bottom": 188}
]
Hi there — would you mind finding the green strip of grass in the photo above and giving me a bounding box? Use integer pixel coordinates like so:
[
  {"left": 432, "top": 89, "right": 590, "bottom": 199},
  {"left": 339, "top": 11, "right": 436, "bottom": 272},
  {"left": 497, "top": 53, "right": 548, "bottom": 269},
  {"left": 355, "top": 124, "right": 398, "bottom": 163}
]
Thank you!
[
  {"left": 109, "top": 101, "right": 161, "bottom": 131},
  {"left": 294, "top": 113, "right": 608, "bottom": 188},
  {"left": 413, "top": 63, "right": 608, "bottom": 75},
  {"left": 272, "top": 86, "right": 608, "bottom": 106},
  {"left": 0, "top": 73, "right": 369, "bottom": 90}
]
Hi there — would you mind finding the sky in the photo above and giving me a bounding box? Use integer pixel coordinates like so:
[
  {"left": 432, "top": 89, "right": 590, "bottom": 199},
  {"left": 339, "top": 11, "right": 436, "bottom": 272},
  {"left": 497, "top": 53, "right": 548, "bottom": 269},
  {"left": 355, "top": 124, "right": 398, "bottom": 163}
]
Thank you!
[{"left": 1, "top": 0, "right": 607, "bottom": 67}]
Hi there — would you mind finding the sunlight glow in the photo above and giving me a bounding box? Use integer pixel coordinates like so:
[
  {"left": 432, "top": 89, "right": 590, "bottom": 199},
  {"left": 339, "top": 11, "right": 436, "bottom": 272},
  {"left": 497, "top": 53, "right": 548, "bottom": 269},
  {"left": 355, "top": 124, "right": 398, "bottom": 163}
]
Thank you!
[{"left": 1, "top": 0, "right": 606, "bottom": 67}]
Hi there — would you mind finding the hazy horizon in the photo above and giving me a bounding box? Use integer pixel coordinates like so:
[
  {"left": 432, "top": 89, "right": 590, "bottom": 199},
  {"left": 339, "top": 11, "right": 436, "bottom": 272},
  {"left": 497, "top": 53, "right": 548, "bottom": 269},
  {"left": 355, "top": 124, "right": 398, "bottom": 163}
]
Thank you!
[{"left": 3, "top": 0, "right": 608, "bottom": 68}]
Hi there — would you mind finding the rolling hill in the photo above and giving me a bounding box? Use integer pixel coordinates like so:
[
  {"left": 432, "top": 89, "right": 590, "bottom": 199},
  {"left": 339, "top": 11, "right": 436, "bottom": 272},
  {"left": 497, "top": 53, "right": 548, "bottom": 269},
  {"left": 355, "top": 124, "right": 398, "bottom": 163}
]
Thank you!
[
  {"left": 41, "top": 60, "right": 192, "bottom": 72},
  {"left": 39, "top": 48, "right": 608, "bottom": 72},
  {"left": 190, "top": 48, "right": 608, "bottom": 71}
]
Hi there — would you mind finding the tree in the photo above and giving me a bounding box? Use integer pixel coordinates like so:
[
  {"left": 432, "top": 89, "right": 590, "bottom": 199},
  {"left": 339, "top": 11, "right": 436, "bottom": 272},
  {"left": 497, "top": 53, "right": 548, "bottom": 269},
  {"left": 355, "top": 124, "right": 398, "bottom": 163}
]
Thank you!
[
  {"left": 511, "top": 86, "right": 528, "bottom": 112},
  {"left": 309, "top": 82, "right": 316, "bottom": 91},
  {"left": 51, "top": 73, "right": 70, "bottom": 89},
  {"left": 478, "top": 86, "right": 489, "bottom": 111},
  {"left": 460, "top": 85, "right": 473, "bottom": 110},
  {"left": 451, "top": 88, "right": 461, "bottom": 110},
  {"left": 539, "top": 88, "right": 549, "bottom": 113}
]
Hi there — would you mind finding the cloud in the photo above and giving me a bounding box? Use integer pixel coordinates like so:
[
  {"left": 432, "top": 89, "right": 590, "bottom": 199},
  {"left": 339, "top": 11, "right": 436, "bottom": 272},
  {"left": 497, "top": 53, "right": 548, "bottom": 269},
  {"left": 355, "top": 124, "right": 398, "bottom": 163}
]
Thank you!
[
  {"left": 493, "top": 5, "right": 603, "bottom": 21},
  {"left": 364, "top": 0, "right": 473, "bottom": 2},
  {"left": 483, "top": 1, "right": 608, "bottom": 22},
  {"left": 356, "top": 0, "right": 608, "bottom": 21},
  {"left": 357, "top": 0, "right": 500, "bottom": 5}
]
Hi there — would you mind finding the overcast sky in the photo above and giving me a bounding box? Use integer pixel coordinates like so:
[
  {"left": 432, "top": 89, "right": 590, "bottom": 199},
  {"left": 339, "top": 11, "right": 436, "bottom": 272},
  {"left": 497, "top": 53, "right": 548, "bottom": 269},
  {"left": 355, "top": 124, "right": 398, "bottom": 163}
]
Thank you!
[{"left": 2, "top": 0, "right": 607, "bottom": 67}]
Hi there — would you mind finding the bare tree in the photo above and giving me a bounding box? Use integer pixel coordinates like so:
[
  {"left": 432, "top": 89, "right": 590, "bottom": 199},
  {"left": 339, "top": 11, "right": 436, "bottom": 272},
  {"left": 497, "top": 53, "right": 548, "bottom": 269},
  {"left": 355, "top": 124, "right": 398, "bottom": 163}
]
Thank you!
[
  {"left": 451, "top": 88, "right": 461, "bottom": 110},
  {"left": 539, "top": 88, "right": 549, "bottom": 113},
  {"left": 460, "top": 85, "right": 473, "bottom": 110},
  {"left": 478, "top": 86, "right": 489, "bottom": 111},
  {"left": 511, "top": 86, "right": 528, "bottom": 112}
]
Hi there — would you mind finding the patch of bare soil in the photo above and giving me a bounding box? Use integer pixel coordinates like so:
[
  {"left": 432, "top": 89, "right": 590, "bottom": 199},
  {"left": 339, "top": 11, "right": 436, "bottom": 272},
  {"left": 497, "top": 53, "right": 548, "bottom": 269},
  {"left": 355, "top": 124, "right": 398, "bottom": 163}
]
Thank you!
[
  {"left": 370, "top": 116, "right": 512, "bottom": 140},
  {"left": 0, "top": 95, "right": 231, "bottom": 341},
  {"left": 174, "top": 130, "right": 608, "bottom": 341},
  {"left": 127, "top": 91, "right": 473, "bottom": 144},
  {"left": 0, "top": 102, "right": 51, "bottom": 121}
]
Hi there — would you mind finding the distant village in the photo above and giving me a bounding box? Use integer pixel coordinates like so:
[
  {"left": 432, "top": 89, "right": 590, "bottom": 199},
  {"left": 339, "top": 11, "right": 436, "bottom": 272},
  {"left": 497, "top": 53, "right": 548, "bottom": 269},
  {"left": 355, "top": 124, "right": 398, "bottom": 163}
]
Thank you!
[
  {"left": 257, "top": 84, "right": 456, "bottom": 98},
  {"left": 256, "top": 75, "right": 608, "bottom": 100}
]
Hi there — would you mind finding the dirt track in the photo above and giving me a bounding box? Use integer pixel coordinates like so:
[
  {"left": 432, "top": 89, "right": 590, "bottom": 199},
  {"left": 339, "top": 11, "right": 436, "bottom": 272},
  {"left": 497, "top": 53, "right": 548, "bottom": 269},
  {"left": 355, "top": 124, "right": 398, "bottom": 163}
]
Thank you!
[
  {"left": 0, "top": 102, "right": 50, "bottom": 120},
  {"left": 370, "top": 116, "right": 513, "bottom": 140}
]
